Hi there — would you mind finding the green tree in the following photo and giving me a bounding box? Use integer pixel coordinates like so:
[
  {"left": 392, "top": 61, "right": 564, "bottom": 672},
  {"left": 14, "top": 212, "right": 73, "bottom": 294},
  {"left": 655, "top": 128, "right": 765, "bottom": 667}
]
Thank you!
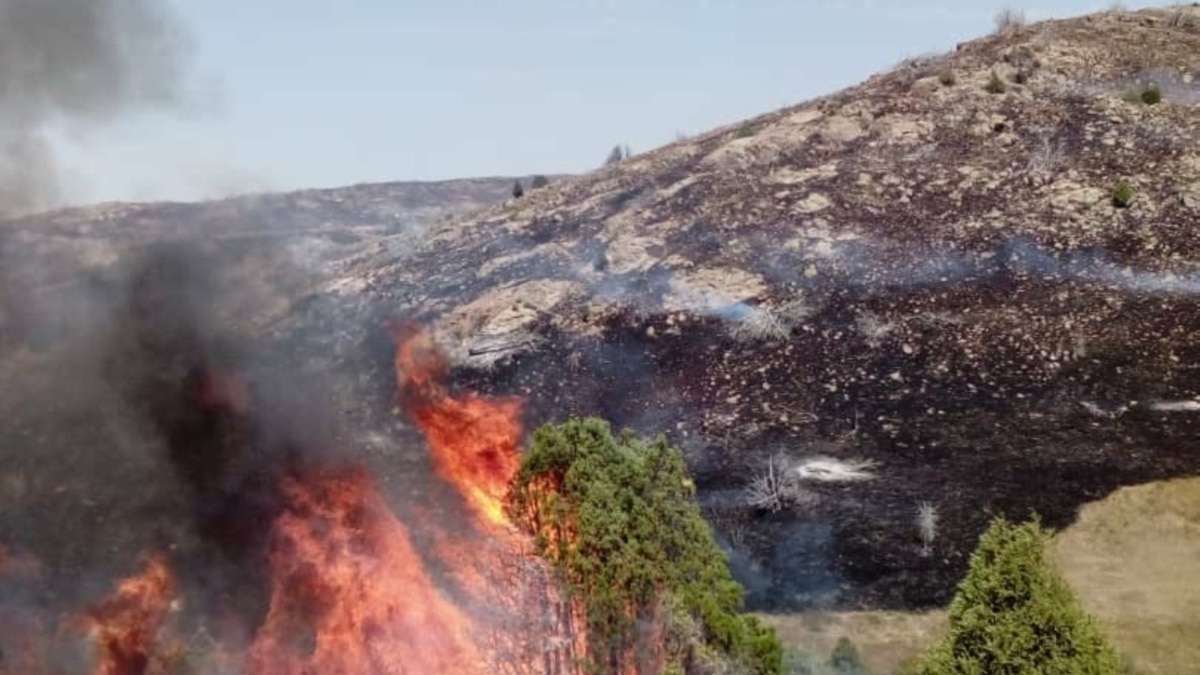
[
  {"left": 512, "top": 179, "right": 524, "bottom": 199},
  {"left": 507, "top": 417, "right": 782, "bottom": 675},
  {"left": 918, "top": 517, "right": 1123, "bottom": 675},
  {"left": 531, "top": 174, "right": 550, "bottom": 189},
  {"left": 603, "top": 144, "right": 630, "bottom": 166}
]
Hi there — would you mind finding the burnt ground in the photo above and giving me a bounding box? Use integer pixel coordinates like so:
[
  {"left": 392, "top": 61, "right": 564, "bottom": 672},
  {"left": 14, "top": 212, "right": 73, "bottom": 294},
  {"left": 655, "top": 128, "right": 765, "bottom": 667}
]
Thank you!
[
  {"left": 421, "top": 274, "right": 1200, "bottom": 612},
  {"left": 1, "top": 240, "right": 1198, "bottom": 619}
]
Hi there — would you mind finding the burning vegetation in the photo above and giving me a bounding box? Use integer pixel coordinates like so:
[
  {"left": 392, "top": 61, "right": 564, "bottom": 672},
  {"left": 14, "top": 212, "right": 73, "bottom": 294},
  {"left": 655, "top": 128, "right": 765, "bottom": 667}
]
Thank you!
[
  {"left": 246, "top": 467, "right": 481, "bottom": 674},
  {"left": 0, "top": 313, "right": 773, "bottom": 674},
  {"left": 508, "top": 418, "right": 782, "bottom": 675},
  {"left": 392, "top": 321, "right": 523, "bottom": 529},
  {"left": 84, "top": 556, "right": 181, "bottom": 675}
]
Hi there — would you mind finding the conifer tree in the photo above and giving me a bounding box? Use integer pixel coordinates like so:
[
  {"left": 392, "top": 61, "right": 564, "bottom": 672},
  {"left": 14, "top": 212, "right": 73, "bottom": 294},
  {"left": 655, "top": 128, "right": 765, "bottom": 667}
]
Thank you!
[
  {"left": 507, "top": 417, "right": 782, "bottom": 675},
  {"left": 919, "top": 517, "right": 1123, "bottom": 675}
]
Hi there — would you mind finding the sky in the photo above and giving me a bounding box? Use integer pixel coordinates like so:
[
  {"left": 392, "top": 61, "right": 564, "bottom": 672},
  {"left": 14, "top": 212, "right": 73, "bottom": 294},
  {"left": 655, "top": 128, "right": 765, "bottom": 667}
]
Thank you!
[{"left": 52, "top": 0, "right": 1158, "bottom": 205}]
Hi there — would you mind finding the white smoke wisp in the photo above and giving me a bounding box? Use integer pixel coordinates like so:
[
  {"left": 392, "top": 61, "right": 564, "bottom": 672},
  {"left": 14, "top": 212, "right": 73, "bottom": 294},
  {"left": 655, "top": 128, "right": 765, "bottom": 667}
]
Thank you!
[
  {"left": 916, "top": 501, "right": 939, "bottom": 557},
  {"left": 1147, "top": 400, "right": 1200, "bottom": 412},
  {"left": 1080, "top": 401, "right": 1129, "bottom": 419},
  {"left": 794, "top": 456, "right": 878, "bottom": 483}
]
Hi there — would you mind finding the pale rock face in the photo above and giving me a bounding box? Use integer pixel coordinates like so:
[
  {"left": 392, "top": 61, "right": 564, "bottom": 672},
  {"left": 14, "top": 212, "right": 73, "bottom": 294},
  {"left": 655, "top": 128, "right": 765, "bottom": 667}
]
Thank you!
[
  {"left": 662, "top": 267, "right": 768, "bottom": 313},
  {"left": 872, "top": 114, "right": 933, "bottom": 144},
  {"left": 793, "top": 193, "right": 833, "bottom": 214},
  {"left": 766, "top": 163, "right": 840, "bottom": 186},
  {"left": 1050, "top": 185, "right": 1110, "bottom": 212},
  {"left": 604, "top": 234, "right": 667, "bottom": 274},
  {"left": 910, "top": 76, "right": 942, "bottom": 96},
  {"left": 432, "top": 278, "right": 581, "bottom": 365},
  {"left": 818, "top": 115, "right": 865, "bottom": 143}
]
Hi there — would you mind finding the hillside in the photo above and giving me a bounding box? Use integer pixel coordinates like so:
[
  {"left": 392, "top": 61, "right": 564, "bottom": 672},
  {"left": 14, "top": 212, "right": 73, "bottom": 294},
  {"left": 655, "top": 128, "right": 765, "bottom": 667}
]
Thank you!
[
  {"left": 301, "top": 5, "right": 1200, "bottom": 610},
  {"left": 0, "top": 176, "right": 546, "bottom": 347},
  {"left": 2, "top": 4, "right": 1199, "bottom": 626}
]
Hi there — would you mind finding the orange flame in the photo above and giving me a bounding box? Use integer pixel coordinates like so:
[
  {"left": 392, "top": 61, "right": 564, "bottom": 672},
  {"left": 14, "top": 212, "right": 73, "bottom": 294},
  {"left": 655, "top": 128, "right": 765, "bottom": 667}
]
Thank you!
[
  {"left": 84, "top": 555, "right": 179, "bottom": 675},
  {"left": 2, "top": 328, "right": 580, "bottom": 674},
  {"left": 246, "top": 466, "right": 484, "bottom": 675},
  {"left": 391, "top": 323, "right": 523, "bottom": 528}
]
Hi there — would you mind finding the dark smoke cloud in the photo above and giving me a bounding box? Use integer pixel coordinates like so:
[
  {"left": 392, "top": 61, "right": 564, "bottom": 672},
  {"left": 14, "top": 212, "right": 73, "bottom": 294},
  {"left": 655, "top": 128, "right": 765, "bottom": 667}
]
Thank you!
[{"left": 0, "top": 0, "right": 194, "bottom": 214}]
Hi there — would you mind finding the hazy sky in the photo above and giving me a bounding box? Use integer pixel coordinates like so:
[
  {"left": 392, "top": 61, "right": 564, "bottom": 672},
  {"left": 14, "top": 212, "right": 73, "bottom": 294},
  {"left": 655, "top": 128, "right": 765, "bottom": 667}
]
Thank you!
[{"left": 52, "top": 0, "right": 1155, "bottom": 205}]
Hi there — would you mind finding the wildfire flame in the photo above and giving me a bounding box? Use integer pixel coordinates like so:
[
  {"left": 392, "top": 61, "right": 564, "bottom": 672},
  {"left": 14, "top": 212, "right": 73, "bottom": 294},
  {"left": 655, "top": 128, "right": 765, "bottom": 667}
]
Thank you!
[
  {"left": 247, "top": 466, "right": 483, "bottom": 675},
  {"left": 1, "top": 324, "right": 576, "bottom": 675},
  {"left": 391, "top": 323, "right": 523, "bottom": 528},
  {"left": 84, "top": 556, "right": 179, "bottom": 675}
]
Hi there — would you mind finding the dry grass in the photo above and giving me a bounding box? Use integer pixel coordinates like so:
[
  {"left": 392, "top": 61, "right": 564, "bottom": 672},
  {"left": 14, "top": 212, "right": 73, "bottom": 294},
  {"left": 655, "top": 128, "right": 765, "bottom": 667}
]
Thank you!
[
  {"left": 761, "top": 610, "right": 947, "bottom": 674},
  {"left": 761, "top": 477, "right": 1200, "bottom": 674},
  {"left": 1054, "top": 477, "right": 1200, "bottom": 675}
]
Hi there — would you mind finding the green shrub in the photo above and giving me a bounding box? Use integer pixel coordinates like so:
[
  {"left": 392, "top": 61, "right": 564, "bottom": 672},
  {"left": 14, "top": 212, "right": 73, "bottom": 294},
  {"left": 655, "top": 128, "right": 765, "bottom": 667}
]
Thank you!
[
  {"left": 1112, "top": 181, "right": 1135, "bottom": 208},
  {"left": 530, "top": 174, "right": 550, "bottom": 189},
  {"left": 985, "top": 71, "right": 1007, "bottom": 94},
  {"left": 938, "top": 69, "right": 957, "bottom": 86},
  {"left": 829, "top": 637, "right": 870, "bottom": 674},
  {"left": 917, "top": 517, "right": 1123, "bottom": 675},
  {"left": 737, "top": 122, "right": 757, "bottom": 139},
  {"left": 1124, "top": 84, "right": 1163, "bottom": 105},
  {"left": 507, "top": 417, "right": 783, "bottom": 674}
]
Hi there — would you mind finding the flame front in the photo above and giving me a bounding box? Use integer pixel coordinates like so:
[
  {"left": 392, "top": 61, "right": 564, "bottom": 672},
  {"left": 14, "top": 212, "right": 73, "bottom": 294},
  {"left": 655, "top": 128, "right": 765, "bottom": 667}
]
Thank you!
[
  {"left": 84, "top": 556, "right": 179, "bottom": 675},
  {"left": 392, "top": 324, "right": 523, "bottom": 528},
  {"left": 247, "top": 466, "right": 483, "bottom": 675},
  {"left": 1, "top": 327, "right": 576, "bottom": 675}
]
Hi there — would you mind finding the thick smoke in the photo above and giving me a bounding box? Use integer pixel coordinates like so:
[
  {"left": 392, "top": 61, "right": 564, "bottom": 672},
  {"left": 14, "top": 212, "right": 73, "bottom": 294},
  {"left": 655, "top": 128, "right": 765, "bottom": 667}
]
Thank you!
[{"left": 0, "top": 0, "right": 193, "bottom": 214}]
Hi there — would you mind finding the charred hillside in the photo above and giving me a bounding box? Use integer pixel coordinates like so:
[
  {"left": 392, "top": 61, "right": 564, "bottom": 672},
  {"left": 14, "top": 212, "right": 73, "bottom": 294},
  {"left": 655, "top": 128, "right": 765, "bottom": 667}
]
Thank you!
[
  {"left": 0, "top": 176, "right": 548, "bottom": 348},
  {"left": 0, "top": 175, "right": 548, "bottom": 624},
  {"left": 301, "top": 6, "right": 1200, "bottom": 610}
]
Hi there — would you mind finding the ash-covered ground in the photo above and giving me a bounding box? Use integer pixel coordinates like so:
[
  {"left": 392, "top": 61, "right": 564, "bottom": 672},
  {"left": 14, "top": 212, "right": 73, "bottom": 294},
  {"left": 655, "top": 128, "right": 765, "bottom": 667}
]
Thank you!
[{"left": 428, "top": 260, "right": 1200, "bottom": 611}]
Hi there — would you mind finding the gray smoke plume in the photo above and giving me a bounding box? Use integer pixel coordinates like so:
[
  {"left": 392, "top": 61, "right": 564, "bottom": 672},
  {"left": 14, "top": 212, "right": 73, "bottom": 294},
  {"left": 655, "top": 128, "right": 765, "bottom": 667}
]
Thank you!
[{"left": 0, "top": 0, "right": 194, "bottom": 214}]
